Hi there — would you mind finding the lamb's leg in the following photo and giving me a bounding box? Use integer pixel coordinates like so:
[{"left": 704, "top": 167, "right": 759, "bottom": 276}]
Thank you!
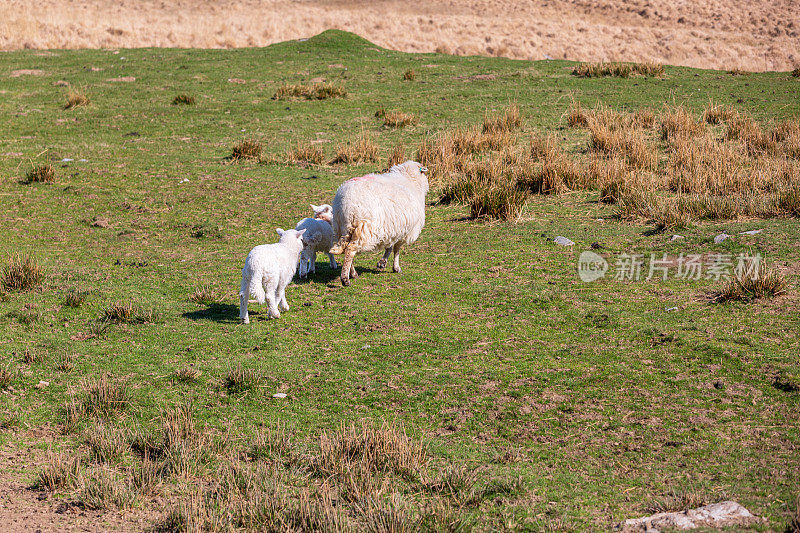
[
  {"left": 328, "top": 252, "right": 338, "bottom": 270},
  {"left": 239, "top": 290, "right": 249, "bottom": 324},
  {"left": 278, "top": 279, "right": 290, "bottom": 311},
  {"left": 376, "top": 247, "right": 392, "bottom": 270},
  {"left": 340, "top": 247, "right": 357, "bottom": 286},
  {"left": 265, "top": 279, "right": 280, "bottom": 319},
  {"left": 309, "top": 252, "right": 316, "bottom": 274},
  {"left": 392, "top": 243, "right": 403, "bottom": 273}
]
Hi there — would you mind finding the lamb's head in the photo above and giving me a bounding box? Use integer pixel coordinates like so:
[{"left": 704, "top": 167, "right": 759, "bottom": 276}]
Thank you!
[
  {"left": 276, "top": 227, "right": 306, "bottom": 246},
  {"left": 311, "top": 203, "right": 333, "bottom": 223},
  {"left": 392, "top": 160, "right": 429, "bottom": 194}
]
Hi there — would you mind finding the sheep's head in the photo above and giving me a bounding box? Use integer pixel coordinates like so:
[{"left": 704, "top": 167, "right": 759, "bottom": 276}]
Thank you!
[
  {"left": 394, "top": 160, "right": 429, "bottom": 194},
  {"left": 276, "top": 227, "right": 306, "bottom": 244},
  {"left": 311, "top": 203, "right": 333, "bottom": 223}
]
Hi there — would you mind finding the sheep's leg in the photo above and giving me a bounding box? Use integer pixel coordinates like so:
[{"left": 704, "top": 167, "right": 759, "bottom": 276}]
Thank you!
[
  {"left": 340, "top": 247, "right": 357, "bottom": 286},
  {"left": 278, "top": 280, "right": 290, "bottom": 311},
  {"left": 309, "top": 252, "right": 316, "bottom": 274},
  {"left": 265, "top": 279, "right": 280, "bottom": 319},
  {"left": 392, "top": 243, "right": 403, "bottom": 273},
  {"left": 328, "top": 252, "right": 338, "bottom": 270},
  {"left": 376, "top": 248, "right": 392, "bottom": 270},
  {"left": 239, "top": 290, "right": 249, "bottom": 324}
]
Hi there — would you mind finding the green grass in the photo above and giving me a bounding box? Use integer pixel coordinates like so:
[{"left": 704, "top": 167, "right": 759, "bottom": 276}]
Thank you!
[{"left": 1, "top": 30, "right": 799, "bottom": 530}]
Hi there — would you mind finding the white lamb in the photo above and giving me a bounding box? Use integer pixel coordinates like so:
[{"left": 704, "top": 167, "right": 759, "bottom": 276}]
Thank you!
[
  {"left": 296, "top": 204, "right": 337, "bottom": 278},
  {"left": 330, "top": 161, "right": 429, "bottom": 286},
  {"left": 239, "top": 228, "right": 306, "bottom": 323}
]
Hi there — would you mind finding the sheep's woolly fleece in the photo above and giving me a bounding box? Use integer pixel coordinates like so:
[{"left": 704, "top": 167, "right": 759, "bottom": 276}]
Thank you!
[
  {"left": 239, "top": 228, "right": 305, "bottom": 323},
  {"left": 331, "top": 161, "right": 429, "bottom": 255}
]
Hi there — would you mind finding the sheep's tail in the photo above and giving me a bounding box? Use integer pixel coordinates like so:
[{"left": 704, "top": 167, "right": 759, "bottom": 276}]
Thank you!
[
  {"left": 240, "top": 268, "right": 266, "bottom": 304},
  {"left": 330, "top": 221, "right": 366, "bottom": 255}
]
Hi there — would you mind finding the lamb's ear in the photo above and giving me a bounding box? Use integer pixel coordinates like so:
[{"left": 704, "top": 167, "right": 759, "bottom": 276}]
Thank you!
[
  {"left": 296, "top": 229, "right": 307, "bottom": 238},
  {"left": 310, "top": 204, "right": 319, "bottom": 212},
  {"left": 276, "top": 228, "right": 285, "bottom": 236}
]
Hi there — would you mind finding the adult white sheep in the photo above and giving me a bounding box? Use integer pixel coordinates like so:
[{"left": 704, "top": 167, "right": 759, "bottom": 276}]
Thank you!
[
  {"left": 330, "top": 160, "right": 428, "bottom": 286},
  {"left": 239, "top": 228, "right": 305, "bottom": 323},
  {"left": 296, "top": 204, "right": 337, "bottom": 278}
]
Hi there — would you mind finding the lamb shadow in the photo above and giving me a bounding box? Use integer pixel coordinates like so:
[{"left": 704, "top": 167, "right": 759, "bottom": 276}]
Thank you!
[
  {"left": 182, "top": 303, "right": 240, "bottom": 323},
  {"left": 295, "top": 264, "right": 383, "bottom": 284}
]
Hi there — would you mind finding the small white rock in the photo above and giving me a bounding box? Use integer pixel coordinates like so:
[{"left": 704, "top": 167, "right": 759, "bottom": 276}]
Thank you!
[
  {"left": 554, "top": 236, "right": 574, "bottom": 246},
  {"left": 179, "top": 178, "right": 190, "bottom": 183},
  {"left": 35, "top": 380, "right": 49, "bottom": 389},
  {"left": 272, "top": 393, "right": 287, "bottom": 399},
  {"left": 739, "top": 229, "right": 762, "bottom": 235},
  {"left": 670, "top": 234, "right": 684, "bottom": 241},
  {"left": 665, "top": 306, "right": 678, "bottom": 312},
  {"left": 61, "top": 158, "right": 73, "bottom": 162},
  {"left": 714, "top": 233, "right": 730, "bottom": 244}
]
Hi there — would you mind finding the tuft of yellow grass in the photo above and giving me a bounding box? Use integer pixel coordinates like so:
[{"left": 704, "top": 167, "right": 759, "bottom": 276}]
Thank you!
[
  {"left": 229, "top": 139, "right": 262, "bottom": 161},
  {"left": 572, "top": 61, "right": 664, "bottom": 78},
  {"left": 273, "top": 82, "right": 346, "bottom": 100},
  {"left": 25, "top": 164, "right": 56, "bottom": 183},
  {"left": 715, "top": 260, "right": 787, "bottom": 302},
  {"left": 387, "top": 143, "right": 405, "bottom": 168},
  {"left": 482, "top": 104, "right": 522, "bottom": 134},
  {"left": 286, "top": 141, "right": 325, "bottom": 165},
  {"left": 382, "top": 110, "right": 418, "bottom": 128},
  {"left": 330, "top": 134, "right": 379, "bottom": 165},
  {"left": 64, "top": 89, "right": 90, "bottom": 109},
  {"left": 2, "top": 254, "right": 44, "bottom": 291},
  {"left": 402, "top": 68, "right": 416, "bottom": 81}
]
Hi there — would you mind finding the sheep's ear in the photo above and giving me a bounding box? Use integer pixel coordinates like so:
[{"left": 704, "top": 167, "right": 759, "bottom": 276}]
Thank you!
[
  {"left": 297, "top": 229, "right": 307, "bottom": 238},
  {"left": 310, "top": 203, "right": 319, "bottom": 211},
  {"left": 276, "top": 228, "right": 285, "bottom": 236}
]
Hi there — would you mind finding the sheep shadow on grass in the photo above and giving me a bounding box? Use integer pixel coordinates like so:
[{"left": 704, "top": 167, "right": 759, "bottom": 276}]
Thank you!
[
  {"left": 182, "top": 303, "right": 240, "bottom": 323},
  {"left": 295, "top": 263, "right": 386, "bottom": 285}
]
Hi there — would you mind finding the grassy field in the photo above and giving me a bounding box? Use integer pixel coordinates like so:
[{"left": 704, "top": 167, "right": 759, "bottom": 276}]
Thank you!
[{"left": 1, "top": 30, "right": 799, "bottom": 531}]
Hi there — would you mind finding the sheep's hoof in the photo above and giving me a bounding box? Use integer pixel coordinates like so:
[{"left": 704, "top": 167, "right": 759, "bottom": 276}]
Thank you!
[
  {"left": 341, "top": 277, "right": 350, "bottom": 287},
  {"left": 392, "top": 266, "right": 402, "bottom": 273},
  {"left": 241, "top": 317, "right": 250, "bottom": 324},
  {"left": 376, "top": 259, "right": 387, "bottom": 270}
]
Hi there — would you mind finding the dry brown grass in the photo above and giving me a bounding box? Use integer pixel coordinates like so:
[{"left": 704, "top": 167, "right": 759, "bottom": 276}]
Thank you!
[
  {"left": 387, "top": 143, "right": 406, "bottom": 168},
  {"left": 64, "top": 89, "right": 89, "bottom": 109},
  {"left": 482, "top": 104, "right": 522, "bottom": 134},
  {"left": 1, "top": 254, "right": 44, "bottom": 291},
  {"left": 34, "top": 453, "right": 82, "bottom": 491},
  {"left": 402, "top": 68, "right": 416, "bottom": 81},
  {"left": 25, "top": 164, "right": 55, "bottom": 183},
  {"left": 189, "top": 284, "right": 223, "bottom": 305},
  {"left": 273, "top": 82, "right": 346, "bottom": 100},
  {"left": 566, "top": 100, "right": 590, "bottom": 128},
  {"left": 727, "top": 67, "right": 748, "bottom": 76},
  {"left": 572, "top": 61, "right": 664, "bottom": 78},
  {"left": 330, "top": 133, "right": 379, "bottom": 165},
  {"left": 702, "top": 102, "right": 738, "bottom": 125},
  {"left": 286, "top": 141, "right": 326, "bottom": 165},
  {"left": 715, "top": 260, "right": 787, "bottom": 302},
  {"left": 660, "top": 105, "right": 705, "bottom": 142},
  {"left": 382, "top": 110, "right": 418, "bottom": 128},
  {"left": 588, "top": 121, "right": 659, "bottom": 170},
  {"left": 172, "top": 94, "right": 195, "bottom": 105},
  {"left": 64, "top": 288, "right": 88, "bottom": 307},
  {"left": 103, "top": 302, "right": 158, "bottom": 323},
  {"left": 229, "top": 139, "right": 262, "bottom": 161}
]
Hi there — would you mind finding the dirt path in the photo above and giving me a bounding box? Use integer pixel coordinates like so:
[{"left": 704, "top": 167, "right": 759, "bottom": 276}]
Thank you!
[{"left": 0, "top": 435, "right": 152, "bottom": 533}]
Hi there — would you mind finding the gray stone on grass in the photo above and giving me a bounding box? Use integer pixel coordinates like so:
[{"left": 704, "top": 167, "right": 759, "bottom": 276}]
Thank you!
[
  {"left": 713, "top": 233, "right": 730, "bottom": 244},
  {"left": 554, "top": 236, "right": 574, "bottom": 246},
  {"left": 618, "top": 501, "right": 759, "bottom": 532},
  {"left": 739, "top": 229, "right": 762, "bottom": 235}
]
